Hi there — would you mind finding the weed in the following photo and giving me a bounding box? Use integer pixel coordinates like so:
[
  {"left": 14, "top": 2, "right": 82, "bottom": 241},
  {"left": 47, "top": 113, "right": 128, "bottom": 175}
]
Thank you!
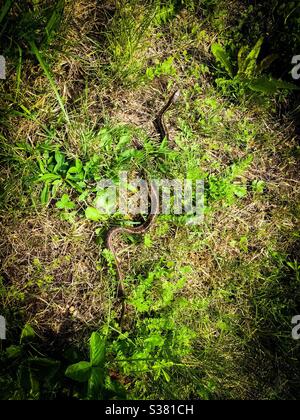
[
  {"left": 211, "top": 38, "right": 299, "bottom": 99},
  {"left": 1, "top": 0, "right": 300, "bottom": 401}
]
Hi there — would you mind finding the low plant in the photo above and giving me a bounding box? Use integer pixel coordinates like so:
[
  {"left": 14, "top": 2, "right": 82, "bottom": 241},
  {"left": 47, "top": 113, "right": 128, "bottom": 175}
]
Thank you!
[
  {"left": 65, "top": 331, "right": 126, "bottom": 400},
  {"left": 0, "top": 324, "right": 61, "bottom": 400},
  {"left": 211, "top": 38, "right": 299, "bottom": 98}
]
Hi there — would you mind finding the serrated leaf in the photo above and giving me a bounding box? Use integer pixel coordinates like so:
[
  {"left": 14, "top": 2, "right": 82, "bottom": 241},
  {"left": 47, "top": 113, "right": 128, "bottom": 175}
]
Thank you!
[
  {"left": 257, "top": 54, "right": 279, "bottom": 73},
  {"left": 90, "top": 332, "right": 106, "bottom": 367},
  {"left": 250, "top": 76, "right": 300, "bottom": 94},
  {"left": 270, "top": 79, "right": 300, "bottom": 91},
  {"left": 243, "top": 37, "right": 264, "bottom": 77},
  {"left": 244, "top": 37, "right": 264, "bottom": 78},
  {"left": 65, "top": 361, "right": 92, "bottom": 382},
  {"left": 237, "top": 46, "right": 249, "bottom": 74},
  {"left": 211, "top": 43, "right": 233, "bottom": 78}
]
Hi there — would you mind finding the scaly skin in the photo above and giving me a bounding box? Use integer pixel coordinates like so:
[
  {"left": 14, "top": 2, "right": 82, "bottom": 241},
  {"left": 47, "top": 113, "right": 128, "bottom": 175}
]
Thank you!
[{"left": 106, "top": 90, "right": 180, "bottom": 326}]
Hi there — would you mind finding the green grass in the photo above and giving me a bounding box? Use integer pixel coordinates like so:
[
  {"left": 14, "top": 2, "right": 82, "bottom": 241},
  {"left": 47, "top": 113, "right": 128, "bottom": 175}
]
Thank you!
[
  {"left": 29, "top": 40, "right": 70, "bottom": 123},
  {"left": 0, "top": 0, "right": 300, "bottom": 400}
]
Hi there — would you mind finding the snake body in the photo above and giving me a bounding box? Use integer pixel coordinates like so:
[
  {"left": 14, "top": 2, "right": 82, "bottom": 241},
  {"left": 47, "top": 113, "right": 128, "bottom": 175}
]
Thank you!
[{"left": 106, "top": 90, "right": 180, "bottom": 325}]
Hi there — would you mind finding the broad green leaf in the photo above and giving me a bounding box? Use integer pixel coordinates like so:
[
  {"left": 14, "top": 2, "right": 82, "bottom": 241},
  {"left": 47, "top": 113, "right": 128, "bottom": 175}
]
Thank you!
[
  {"left": 269, "top": 79, "right": 300, "bottom": 91},
  {"left": 87, "top": 367, "right": 105, "bottom": 400},
  {"left": 252, "top": 180, "right": 265, "bottom": 194},
  {"left": 67, "top": 167, "right": 80, "bottom": 175},
  {"left": 76, "top": 158, "right": 83, "bottom": 171},
  {"left": 65, "top": 179, "right": 84, "bottom": 192},
  {"left": 90, "top": 332, "right": 106, "bottom": 367},
  {"left": 211, "top": 44, "right": 233, "bottom": 78},
  {"left": 65, "top": 361, "right": 92, "bottom": 382},
  {"left": 85, "top": 207, "right": 102, "bottom": 221},
  {"left": 99, "top": 128, "right": 113, "bottom": 148},
  {"left": 117, "top": 134, "right": 131, "bottom": 150},
  {"left": 66, "top": 159, "right": 84, "bottom": 178},
  {"left": 20, "top": 324, "right": 36, "bottom": 343},
  {"left": 119, "top": 148, "right": 139, "bottom": 161}
]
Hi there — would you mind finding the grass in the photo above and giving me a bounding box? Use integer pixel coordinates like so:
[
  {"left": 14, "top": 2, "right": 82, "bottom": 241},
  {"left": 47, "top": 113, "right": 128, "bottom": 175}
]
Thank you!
[
  {"left": 0, "top": 0, "right": 300, "bottom": 400},
  {"left": 29, "top": 39, "right": 70, "bottom": 123}
]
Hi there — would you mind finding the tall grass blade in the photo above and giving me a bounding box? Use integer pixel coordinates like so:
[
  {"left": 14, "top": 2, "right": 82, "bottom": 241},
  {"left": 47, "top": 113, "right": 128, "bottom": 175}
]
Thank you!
[
  {"left": 29, "top": 40, "right": 70, "bottom": 123},
  {"left": 45, "top": 0, "right": 65, "bottom": 45},
  {"left": 0, "top": 0, "right": 13, "bottom": 25},
  {"left": 15, "top": 45, "right": 22, "bottom": 100}
]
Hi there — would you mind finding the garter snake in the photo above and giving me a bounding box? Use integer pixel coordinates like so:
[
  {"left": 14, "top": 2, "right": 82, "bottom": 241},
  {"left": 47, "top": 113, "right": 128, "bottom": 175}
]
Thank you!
[{"left": 106, "top": 90, "right": 180, "bottom": 326}]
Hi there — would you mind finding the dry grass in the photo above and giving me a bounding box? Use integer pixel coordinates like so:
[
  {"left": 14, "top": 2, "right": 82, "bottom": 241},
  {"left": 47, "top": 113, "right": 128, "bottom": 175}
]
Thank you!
[
  {"left": 1, "top": 0, "right": 299, "bottom": 339},
  {"left": 0, "top": 213, "right": 110, "bottom": 342},
  {"left": 0, "top": 0, "right": 299, "bottom": 400}
]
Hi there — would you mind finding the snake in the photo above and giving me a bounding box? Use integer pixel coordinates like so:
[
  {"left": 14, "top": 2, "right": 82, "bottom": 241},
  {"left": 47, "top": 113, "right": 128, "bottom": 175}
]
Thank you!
[{"left": 106, "top": 90, "right": 180, "bottom": 326}]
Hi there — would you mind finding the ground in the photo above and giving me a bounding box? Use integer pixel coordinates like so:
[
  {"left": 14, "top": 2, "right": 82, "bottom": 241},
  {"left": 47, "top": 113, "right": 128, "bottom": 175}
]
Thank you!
[{"left": 0, "top": 0, "right": 300, "bottom": 400}]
